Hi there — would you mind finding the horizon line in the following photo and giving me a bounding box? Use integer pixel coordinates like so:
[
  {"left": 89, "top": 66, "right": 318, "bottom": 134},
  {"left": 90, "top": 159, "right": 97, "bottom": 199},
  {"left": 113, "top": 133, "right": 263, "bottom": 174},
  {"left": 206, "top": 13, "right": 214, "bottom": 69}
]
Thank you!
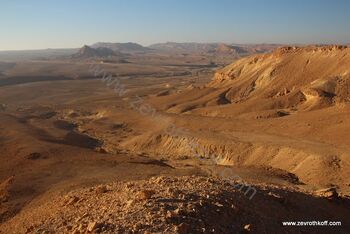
[{"left": 0, "top": 41, "right": 349, "bottom": 52}]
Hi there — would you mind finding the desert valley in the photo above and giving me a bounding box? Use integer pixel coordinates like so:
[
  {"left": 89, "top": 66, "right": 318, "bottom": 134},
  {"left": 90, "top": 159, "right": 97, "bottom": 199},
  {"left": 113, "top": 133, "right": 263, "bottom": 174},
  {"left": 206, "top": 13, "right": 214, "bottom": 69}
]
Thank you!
[{"left": 0, "top": 41, "right": 349, "bottom": 233}]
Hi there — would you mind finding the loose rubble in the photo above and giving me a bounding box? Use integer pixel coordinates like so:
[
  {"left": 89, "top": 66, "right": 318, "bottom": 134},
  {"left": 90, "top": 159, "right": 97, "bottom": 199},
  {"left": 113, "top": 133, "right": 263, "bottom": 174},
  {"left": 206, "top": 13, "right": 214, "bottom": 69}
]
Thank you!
[{"left": 1, "top": 176, "right": 349, "bottom": 233}]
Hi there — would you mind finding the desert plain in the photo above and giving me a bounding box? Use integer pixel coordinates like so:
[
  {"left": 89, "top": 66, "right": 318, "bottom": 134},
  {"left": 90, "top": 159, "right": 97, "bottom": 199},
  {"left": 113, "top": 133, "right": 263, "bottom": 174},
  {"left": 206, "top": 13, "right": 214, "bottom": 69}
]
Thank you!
[{"left": 0, "top": 43, "right": 349, "bottom": 233}]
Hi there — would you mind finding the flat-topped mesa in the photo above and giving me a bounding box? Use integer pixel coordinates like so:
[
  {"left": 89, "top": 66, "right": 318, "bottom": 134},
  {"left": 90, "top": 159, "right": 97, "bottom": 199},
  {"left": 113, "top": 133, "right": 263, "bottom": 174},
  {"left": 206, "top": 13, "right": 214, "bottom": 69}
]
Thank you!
[{"left": 273, "top": 45, "right": 348, "bottom": 55}]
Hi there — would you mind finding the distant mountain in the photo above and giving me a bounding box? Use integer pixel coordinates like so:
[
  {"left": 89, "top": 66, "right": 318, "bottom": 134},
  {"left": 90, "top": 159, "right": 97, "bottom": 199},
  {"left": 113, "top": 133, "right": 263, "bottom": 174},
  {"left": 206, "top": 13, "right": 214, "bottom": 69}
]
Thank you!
[
  {"left": 148, "top": 42, "right": 220, "bottom": 53},
  {"left": 72, "top": 45, "right": 121, "bottom": 59},
  {"left": 91, "top": 42, "right": 152, "bottom": 53},
  {"left": 0, "top": 42, "right": 283, "bottom": 62},
  {"left": 148, "top": 42, "right": 280, "bottom": 55},
  {"left": 208, "top": 43, "right": 246, "bottom": 54},
  {"left": 231, "top": 44, "right": 283, "bottom": 54}
]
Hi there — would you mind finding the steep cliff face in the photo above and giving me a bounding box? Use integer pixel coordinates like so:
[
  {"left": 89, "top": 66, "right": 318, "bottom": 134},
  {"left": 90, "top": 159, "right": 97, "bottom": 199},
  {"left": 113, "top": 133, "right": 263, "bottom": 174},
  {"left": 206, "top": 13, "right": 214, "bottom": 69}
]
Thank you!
[
  {"left": 122, "top": 129, "right": 350, "bottom": 189},
  {"left": 149, "top": 46, "right": 350, "bottom": 117},
  {"left": 210, "top": 46, "right": 350, "bottom": 110},
  {"left": 214, "top": 45, "right": 349, "bottom": 83}
]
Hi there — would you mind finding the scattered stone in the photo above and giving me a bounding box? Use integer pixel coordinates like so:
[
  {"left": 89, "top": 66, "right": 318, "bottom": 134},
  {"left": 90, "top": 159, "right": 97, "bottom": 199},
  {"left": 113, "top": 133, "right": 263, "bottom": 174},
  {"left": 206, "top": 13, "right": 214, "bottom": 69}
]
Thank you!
[
  {"left": 137, "top": 190, "right": 155, "bottom": 200},
  {"left": 65, "top": 196, "right": 79, "bottom": 205},
  {"left": 77, "top": 223, "right": 85, "bottom": 232},
  {"left": 166, "top": 211, "right": 174, "bottom": 219},
  {"left": 87, "top": 222, "right": 101, "bottom": 232},
  {"left": 126, "top": 199, "right": 134, "bottom": 207},
  {"left": 96, "top": 185, "right": 108, "bottom": 194},
  {"left": 125, "top": 182, "right": 134, "bottom": 189},
  {"left": 166, "top": 208, "right": 181, "bottom": 219},
  {"left": 2, "top": 176, "right": 347, "bottom": 233},
  {"left": 75, "top": 212, "right": 88, "bottom": 222},
  {"left": 214, "top": 202, "right": 224, "bottom": 207},
  {"left": 267, "top": 192, "right": 285, "bottom": 203},
  {"left": 151, "top": 176, "right": 166, "bottom": 184},
  {"left": 173, "top": 208, "right": 180, "bottom": 215},
  {"left": 166, "top": 188, "right": 180, "bottom": 198},
  {"left": 315, "top": 188, "right": 338, "bottom": 199},
  {"left": 244, "top": 224, "right": 252, "bottom": 231}
]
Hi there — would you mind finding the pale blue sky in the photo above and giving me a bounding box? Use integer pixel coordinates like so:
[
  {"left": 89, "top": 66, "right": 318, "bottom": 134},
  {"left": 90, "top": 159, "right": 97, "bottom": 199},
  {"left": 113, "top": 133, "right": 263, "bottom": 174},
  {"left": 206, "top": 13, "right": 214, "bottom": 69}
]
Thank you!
[{"left": 1, "top": 0, "right": 350, "bottom": 50}]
